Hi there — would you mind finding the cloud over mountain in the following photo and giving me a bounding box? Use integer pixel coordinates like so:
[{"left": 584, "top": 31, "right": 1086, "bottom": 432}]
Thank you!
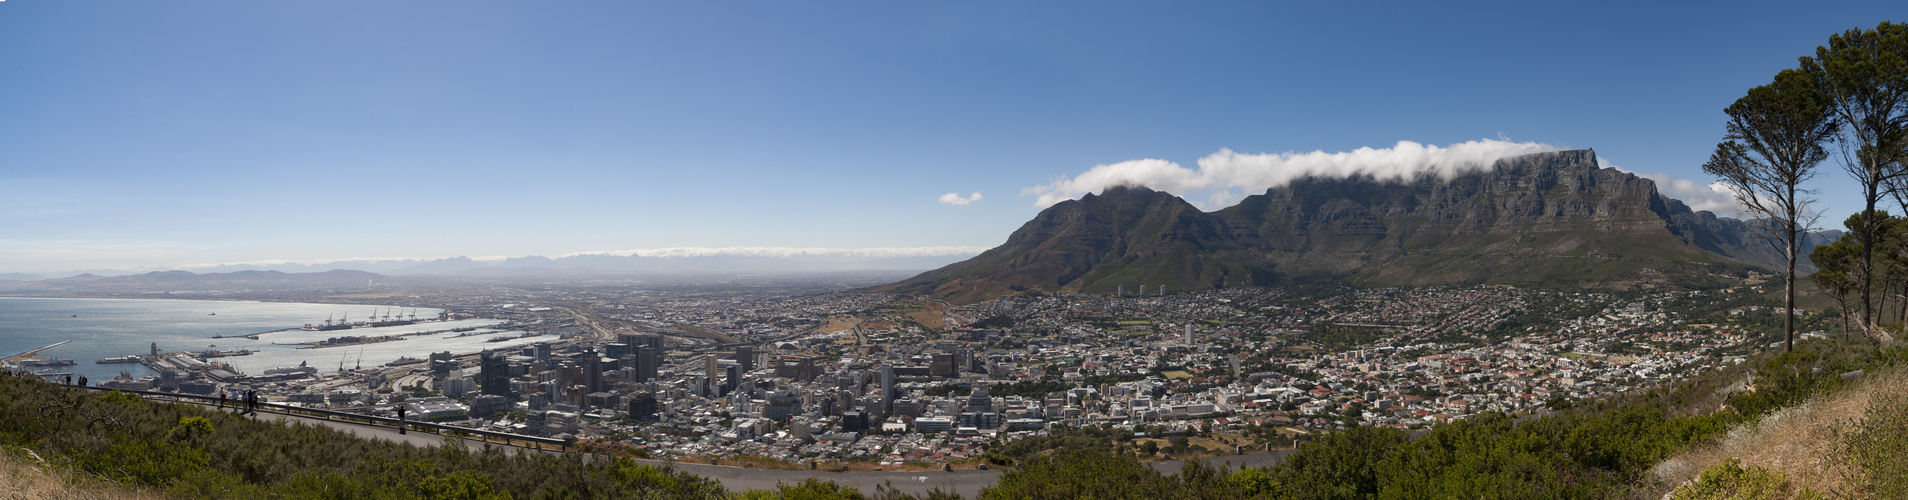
[{"left": 1022, "top": 139, "right": 1745, "bottom": 216}]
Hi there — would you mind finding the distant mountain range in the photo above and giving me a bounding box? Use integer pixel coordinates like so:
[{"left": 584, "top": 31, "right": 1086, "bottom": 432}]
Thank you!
[
  {"left": 0, "top": 248, "right": 986, "bottom": 282},
  {"left": 0, "top": 269, "right": 388, "bottom": 293},
  {"left": 879, "top": 150, "right": 1840, "bottom": 304}
]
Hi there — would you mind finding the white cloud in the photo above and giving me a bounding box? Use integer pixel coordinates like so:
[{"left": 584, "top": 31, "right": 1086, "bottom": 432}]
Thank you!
[
  {"left": 937, "top": 192, "right": 984, "bottom": 206},
  {"left": 1595, "top": 157, "right": 1746, "bottom": 217},
  {"left": 1023, "top": 139, "right": 1564, "bottom": 208},
  {"left": 1022, "top": 139, "right": 1745, "bottom": 216}
]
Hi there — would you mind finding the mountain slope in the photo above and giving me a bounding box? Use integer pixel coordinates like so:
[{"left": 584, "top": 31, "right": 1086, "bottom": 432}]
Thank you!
[
  {"left": 883, "top": 150, "right": 1819, "bottom": 303},
  {"left": 883, "top": 186, "right": 1274, "bottom": 303}
]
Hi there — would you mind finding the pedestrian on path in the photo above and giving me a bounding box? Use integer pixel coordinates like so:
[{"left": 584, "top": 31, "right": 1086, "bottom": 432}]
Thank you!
[
  {"left": 219, "top": 391, "right": 227, "bottom": 408},
  {"left": 397, "top": 406, "right": 407, "bottom": 435},
  {"left": 78, "top": 375, "right": 86, "bottom": 387}
]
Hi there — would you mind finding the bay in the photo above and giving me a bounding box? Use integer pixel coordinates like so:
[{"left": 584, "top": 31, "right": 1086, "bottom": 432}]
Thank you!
[{"left": 0, "top": 297, "right": 551, "bottom": 383}]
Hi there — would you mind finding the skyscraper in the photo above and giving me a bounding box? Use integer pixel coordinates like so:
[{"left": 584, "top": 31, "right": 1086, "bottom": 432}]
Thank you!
[
  {"left": 634, "top": 346, "right": 661, "bottom": 383},
  {"left": 705, "top": 355, "right": 719, "bottom": 396},
  {"left": 479, "top": 352, "right": 511, "bottom": 397},
  {"left": 582, "top": 349, "right": 604, "bottom": 393},
  {"left": 735, "top": 345, "right": 755, "bottom": 372},
  {"left": 880, "top": 363, "right": 895, "bottom": 415},
  {"left": 628, "top": 392, "right": 658, "bottom": 421}
]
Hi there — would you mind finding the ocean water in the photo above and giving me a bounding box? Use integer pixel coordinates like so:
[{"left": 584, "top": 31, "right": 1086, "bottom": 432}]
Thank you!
[{"left": 0, "top": 297, "right": 551, "bottom": 382}]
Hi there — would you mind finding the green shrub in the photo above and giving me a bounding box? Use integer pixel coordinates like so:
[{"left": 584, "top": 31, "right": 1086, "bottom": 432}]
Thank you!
[
  {"left": 1667, "top": 458, "right": 1806, "bottom": 500},
  {"left": 1837, "top": 380, "right": 1908, "bottom": 498}
]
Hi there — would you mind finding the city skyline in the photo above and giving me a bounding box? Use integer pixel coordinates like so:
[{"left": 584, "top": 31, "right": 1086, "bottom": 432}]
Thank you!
[{"left": 2, "top": 1, "right": 1900, "bottom": 274}]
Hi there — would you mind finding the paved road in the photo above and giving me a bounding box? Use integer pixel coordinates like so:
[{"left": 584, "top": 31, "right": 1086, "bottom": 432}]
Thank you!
[{"left": 223, "top": 406, "right": 518, "bottom": 450}]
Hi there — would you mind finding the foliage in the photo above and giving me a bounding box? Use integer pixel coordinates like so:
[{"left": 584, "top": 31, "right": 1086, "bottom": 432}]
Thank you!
[
  {"left": 0, "top": 374, "right": 782, "bottom": 499},
  {"left": 1703, "top": 64, "right": 1838, "bottom": 351},
  {"left": 989, "top": 425, "right": 1129, "bottom": 459},
  {"left": 1725, "top": 349, "right": 1847, "bottom": 417},
  {"left": 980, "top": 449, "right": 1237, "bottom": 500},
  {"left": 1835, "top": 375, "right": 1908, "bottom": 498},
  {"left": 1667, "top": 458, "right": 1807, "bottom": 500}
]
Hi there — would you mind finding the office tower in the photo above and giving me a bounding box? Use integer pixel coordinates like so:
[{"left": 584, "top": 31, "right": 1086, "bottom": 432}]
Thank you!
[
  {"left": 735, "top": 345, "right": 755, "bottom": 372},
  {"left": 479, "top": 352, "right": 511, "bottom": 396},
  {"left": 880, "top": 364, "right": 895, "bottom": 415},
  {"left": 628, "top": 392, "right": 657, "bottom": 421},
  {"left": 634, "top": 346, "right": 660, "bottom": 383},
  {"left": 968, "top": 383, "right": 992, "bottom": 412},
  {"left": 583, "top": 349, "right": 604, "bottom": 393}
]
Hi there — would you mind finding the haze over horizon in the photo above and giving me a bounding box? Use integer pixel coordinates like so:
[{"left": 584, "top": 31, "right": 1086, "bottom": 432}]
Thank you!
[{"left": 2, "top": 1, "right": 1899, "bottom": 275}]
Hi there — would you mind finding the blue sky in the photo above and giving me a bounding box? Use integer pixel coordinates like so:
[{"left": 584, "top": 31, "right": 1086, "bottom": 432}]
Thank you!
[{"left": 0, "top": 1, "right": 1900, "bottom": 274}]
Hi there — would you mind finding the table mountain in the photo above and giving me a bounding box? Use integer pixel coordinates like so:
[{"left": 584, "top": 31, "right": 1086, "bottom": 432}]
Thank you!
[{"left": 881, "top": 150, "right": 1830, "bottom": 304}]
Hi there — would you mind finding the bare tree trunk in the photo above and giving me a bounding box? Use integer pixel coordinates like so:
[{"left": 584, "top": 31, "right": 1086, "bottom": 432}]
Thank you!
[
  {"left": 1785, "top": 244, "right": 1796, "bottom": 352},
  {"left": 1837, "top": 294, "right": 1851, "bottom": 336}
]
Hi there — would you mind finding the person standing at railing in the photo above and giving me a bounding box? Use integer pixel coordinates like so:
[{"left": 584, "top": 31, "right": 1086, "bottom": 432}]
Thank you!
[
  {"left": 397, "top": 406, "right": 407, "bottom": 435},
  {"left": 219, "top": 391, "right": 227, "bottom": 409}
]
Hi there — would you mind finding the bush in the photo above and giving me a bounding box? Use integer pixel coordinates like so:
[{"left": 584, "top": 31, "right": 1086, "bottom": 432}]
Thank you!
[
  {"left": 981, "top": 448, "right": 1237, "bottom": 500},
  {"left": 1667, "top": 458, "right": 1806, "bottom": 500},
  {"left": 1837, "top": 379, "right": 1908, "bottom": 498}
]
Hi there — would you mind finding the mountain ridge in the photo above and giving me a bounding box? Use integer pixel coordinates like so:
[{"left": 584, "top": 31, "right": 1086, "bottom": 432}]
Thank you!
[{"left": 880, "top": 150, "right": 1835, "bottom": 303}]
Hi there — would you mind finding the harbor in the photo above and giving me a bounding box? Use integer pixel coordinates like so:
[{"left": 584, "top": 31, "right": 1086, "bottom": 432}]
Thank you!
[{"left": 0, "top": 298, "right": 492, "bottom": 387}]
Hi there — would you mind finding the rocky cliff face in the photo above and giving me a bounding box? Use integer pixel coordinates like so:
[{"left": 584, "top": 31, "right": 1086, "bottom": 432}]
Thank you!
[{"left": 882, "top": 150, "right": 1824, "bottom": 303}]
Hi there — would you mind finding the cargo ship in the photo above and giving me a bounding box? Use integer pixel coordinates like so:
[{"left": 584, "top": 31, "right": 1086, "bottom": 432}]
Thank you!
[{"left": 96, "top": 356, "right": 141, "bottom": 364}]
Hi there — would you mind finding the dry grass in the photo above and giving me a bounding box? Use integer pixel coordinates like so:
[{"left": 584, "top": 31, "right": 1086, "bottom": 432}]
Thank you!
[
  {"left": 0, "top": 448, "right": 162, "bottom": 500},
  {"left": 1644, "top": 368, "right": 1908, "bottom": 499},
  {"left": 907, "top": 311, "right": 947, "bottom": 331},
  {"left": 821, "top": 315, "right": 859, "bottom": 334}
]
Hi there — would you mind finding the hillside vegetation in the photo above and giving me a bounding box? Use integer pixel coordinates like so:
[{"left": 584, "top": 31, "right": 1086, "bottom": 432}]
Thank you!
[
  {"left": 973, "top": 336, "right": 1906, "bottom": 500},
  {"left": 2, "top": 341, "right": 1902, "bottom": 499},
  {"left": 0, "top": 373, "right": 963, "bottom": 500}
]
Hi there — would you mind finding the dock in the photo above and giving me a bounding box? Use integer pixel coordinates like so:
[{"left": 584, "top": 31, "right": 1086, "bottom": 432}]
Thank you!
[{"left": 2, "top": 340, "right": 72, "bottom": 363}]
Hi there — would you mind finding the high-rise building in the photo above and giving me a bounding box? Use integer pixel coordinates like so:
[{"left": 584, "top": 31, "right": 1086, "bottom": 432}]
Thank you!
[
  {"left": 705, "top": 355, "right": 719, "bottom": 396},
  {"left": 582, "top": 349, "right": 605, "bottom": 393},
  {"left": 479, "top": 352, "right": 511, "bottom": 396},
  {"left": 628, "top": 392, "right": 658, "bottom": 421},
  {"left": 765, "top": 392, "right": 799, "bottom": 422},
  {"left": 722, "top": 363, "right": 740, "bottom": 393},
  {"left": 880, "top": 364, "right": 896, "bottom": 415},
  {"left": 633, "top": 346, "right": 660, "bottom": 383},
  {"left": 735, "top": 345, "right": 755, "bottom": 372},
  {"left": 968, "top": 383, "right": 992, "bottom": 413},
  {"left": 930, "top": 353, "right": 957, "bottom": 378},
  {"left": 1184, "top": 324, "right": 1195, "bottom": 345}
]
